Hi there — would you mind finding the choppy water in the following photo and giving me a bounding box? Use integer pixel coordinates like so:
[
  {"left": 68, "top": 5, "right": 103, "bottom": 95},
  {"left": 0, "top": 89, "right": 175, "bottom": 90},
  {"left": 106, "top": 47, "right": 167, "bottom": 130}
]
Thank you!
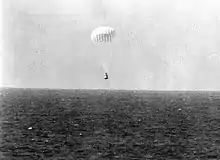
[{"left": 0, "top": 88, "right": 220, "bottom": 159}]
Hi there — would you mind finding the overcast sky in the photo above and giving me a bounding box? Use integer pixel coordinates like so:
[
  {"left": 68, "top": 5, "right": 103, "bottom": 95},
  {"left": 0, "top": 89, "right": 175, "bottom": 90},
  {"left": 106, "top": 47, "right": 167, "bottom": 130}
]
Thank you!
[{"left": 2, "top": 0, "right": 220, "bottom": 90}]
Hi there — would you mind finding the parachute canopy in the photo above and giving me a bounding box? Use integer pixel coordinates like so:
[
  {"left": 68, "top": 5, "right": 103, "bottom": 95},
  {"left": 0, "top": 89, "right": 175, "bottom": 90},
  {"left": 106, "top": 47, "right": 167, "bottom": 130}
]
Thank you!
[{"left": 91, "top": 26, "right": 116, "bottom": 44}]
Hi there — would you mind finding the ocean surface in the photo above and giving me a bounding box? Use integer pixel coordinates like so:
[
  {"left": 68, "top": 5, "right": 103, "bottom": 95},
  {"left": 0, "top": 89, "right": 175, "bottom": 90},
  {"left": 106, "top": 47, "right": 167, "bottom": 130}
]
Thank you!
[{"left": 0, "top": 88, "right": 220, "bottom": 160}]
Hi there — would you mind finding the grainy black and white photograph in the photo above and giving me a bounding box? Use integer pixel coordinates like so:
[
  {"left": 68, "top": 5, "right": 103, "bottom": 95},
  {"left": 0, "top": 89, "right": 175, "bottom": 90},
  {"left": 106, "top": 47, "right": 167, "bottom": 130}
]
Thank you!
[{"left": 0, "top": 0, "right": 220, "bottom": 159}]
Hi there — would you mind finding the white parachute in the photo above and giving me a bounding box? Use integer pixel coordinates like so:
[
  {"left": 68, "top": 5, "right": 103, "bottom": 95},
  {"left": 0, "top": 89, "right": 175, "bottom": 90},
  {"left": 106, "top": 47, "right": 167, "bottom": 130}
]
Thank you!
[
  {"left": 91, "top": 26, "right": 116, "bottom": 80},
  {"left": 91, "top": 26, "right": 115, "bottom": 44}
]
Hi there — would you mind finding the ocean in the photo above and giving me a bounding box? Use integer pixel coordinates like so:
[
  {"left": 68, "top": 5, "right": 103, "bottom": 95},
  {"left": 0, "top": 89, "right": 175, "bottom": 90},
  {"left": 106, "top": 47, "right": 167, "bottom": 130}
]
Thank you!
[{"left": 0, "top": 88, "right": 220, "bottom": 159}]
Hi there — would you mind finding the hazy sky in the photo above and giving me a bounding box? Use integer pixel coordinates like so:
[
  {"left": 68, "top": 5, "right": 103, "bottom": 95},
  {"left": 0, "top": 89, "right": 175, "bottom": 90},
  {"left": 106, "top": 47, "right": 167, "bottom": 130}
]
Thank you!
[{"left": 2, "top": 0, "right": 220, "bottom": 90}]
